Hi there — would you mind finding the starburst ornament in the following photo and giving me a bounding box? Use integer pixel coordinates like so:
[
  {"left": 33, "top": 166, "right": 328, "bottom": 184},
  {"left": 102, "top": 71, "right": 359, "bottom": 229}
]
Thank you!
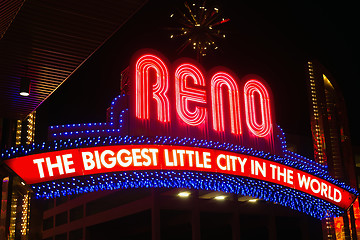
[{"left": 169, "top": 1, "right": 230, "bottom": 59}]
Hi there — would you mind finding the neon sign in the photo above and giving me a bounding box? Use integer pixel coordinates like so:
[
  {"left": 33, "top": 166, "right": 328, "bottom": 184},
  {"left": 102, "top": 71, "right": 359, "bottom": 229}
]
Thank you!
[
  {"left": 1, "top": 49, "right": 357, "bottom": 219},
  {"left": 211, "top": 72, "right": 242, "bottom": 134},
  {"left": 135, "top": 54, "right": 170, "bottom": 122},
  {"left": 174, "top": 63, "right": 207, "bottom": 126},
  {"left": 131, "top": 50, "right": 275, "bottom": 153},
  {"left": 244, "top": 80, "right": 272, "bottom": 137},
  {"left": 135, "top": 52, "right": 272, "bottom": 135},
  {"left": 3, "top": 144, "right": 353, "bottom": 209}
]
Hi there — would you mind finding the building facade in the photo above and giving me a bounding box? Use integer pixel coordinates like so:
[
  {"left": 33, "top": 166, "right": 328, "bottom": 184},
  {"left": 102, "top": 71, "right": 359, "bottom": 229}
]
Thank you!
[{"left": 307, "top": 61, "right": 358, "bottom": 239}]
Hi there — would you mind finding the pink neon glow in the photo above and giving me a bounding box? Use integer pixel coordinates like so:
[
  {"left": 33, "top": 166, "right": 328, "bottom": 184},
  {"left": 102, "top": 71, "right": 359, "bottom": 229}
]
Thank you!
[
  {"left": 135, "top": 54, "right": 170, "bottom": 122},
  {"left": 175, "top": 63, "right": 207, "bottom": 126},
  {"left": 211, "top": 72, "right": 242, "bottom": 135},
  {"left": 244, "top": 80, "right": 272, "bottom": 137}
]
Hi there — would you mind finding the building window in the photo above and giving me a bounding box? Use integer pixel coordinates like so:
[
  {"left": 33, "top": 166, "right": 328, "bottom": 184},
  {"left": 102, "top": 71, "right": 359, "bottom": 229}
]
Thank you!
[
  {"left": 55, "top": 212, "right": 68, "bottom": 226},
  {"left": 70, "top": 206, "right": 83, "bottom": 222}
]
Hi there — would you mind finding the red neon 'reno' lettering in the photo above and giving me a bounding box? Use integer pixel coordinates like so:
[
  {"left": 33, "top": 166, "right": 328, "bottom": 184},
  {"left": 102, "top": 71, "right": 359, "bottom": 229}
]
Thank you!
[
  {"left": 175, "top": 64, "right": 207, "bottom": 126},
  {"left": 244, "top": 80, "right": 272, "bottom": 137},
  {"left": 211, "top": 72, "right": 242, "bottom": 135},
  {"left": 135, "top": 54, "right": 170, "bottom": 122}
]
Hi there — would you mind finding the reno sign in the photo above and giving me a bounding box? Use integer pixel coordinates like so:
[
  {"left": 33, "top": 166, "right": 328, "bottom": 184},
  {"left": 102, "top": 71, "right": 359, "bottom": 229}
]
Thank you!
[
  {"left": 1, "top": 49, "right": 357, "bottom": 219},
  {"left": 128, "top": 49, "right": 278, "bottom": 154}
]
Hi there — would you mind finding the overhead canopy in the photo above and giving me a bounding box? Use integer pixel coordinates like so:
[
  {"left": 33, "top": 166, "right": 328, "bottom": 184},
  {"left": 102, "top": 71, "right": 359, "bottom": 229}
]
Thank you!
[{"left": 0, "top": 0, "right": 147, "bottom": 119}]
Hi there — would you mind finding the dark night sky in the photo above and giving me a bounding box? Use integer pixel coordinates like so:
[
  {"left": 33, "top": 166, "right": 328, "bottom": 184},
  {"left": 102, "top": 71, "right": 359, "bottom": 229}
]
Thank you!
[{"left": 37, "top": 0, "right": 360, "bottom": 146}]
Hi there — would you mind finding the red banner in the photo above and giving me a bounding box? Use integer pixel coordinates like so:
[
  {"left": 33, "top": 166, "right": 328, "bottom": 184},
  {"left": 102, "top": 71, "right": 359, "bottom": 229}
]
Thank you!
[{"left": 4, "top": 145, "right": 355, "bottom": 209}]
